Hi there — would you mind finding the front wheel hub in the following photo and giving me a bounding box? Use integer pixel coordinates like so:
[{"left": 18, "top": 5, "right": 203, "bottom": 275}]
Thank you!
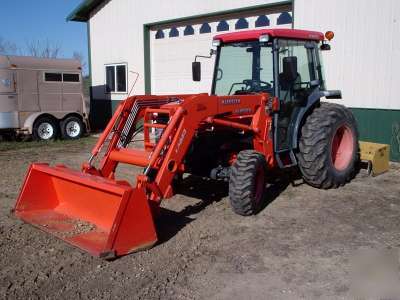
[{"left": 331, "top": 125, "right": 355, "bottom": 171}]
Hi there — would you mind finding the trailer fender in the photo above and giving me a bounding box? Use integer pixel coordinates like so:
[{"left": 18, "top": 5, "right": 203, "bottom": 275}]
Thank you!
[
  {"left": 291, "top": 89, "right": 342, "bottom": 149},
  {"left": 23, "top": 112, "right": 72, "bottom": 134}
]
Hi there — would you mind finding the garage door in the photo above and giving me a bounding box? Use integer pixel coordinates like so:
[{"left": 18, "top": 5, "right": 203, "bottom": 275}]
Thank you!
[{"left": 150, "top": 9, "right": 292, "bottom": 95}]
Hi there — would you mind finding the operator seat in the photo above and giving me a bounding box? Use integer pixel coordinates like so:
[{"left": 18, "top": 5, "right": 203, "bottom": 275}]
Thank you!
[{"left": 278, "top": 56, "right": 301, "bottom": 100}]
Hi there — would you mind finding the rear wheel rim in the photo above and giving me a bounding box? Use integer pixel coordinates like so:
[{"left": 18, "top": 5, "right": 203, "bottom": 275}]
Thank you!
[
  {"left": 254, "top": 167, "right": 265, "bottom": 205},
  {"left": 331, "top": 125, "right": 354, "bottom": 171},
  {"left": 66, "top": 120, "right": 81, "bottom": 138},
  {"left": 37, "top": 122, "right": 54, "bottom": 140}
]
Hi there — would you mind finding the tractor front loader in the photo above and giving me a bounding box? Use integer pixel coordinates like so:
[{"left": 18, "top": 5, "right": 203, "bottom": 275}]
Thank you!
[{"left": 14, "top": 29, "right": 359, "bottom": 258}]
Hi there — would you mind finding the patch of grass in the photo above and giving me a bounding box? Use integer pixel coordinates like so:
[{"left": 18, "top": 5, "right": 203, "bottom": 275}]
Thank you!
[{"left": 0, "top": 136, "right": 97, "bottom": 152}]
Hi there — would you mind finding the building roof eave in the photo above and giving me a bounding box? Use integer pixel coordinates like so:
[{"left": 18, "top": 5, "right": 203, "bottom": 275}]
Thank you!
[{"left": 66, "top": 0, "right": 104, "bottom": 22}]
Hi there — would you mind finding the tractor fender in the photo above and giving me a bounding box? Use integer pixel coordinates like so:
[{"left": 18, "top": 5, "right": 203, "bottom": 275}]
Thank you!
[{"left": 291, "top": 89, "right": 342, "bottom": 149}]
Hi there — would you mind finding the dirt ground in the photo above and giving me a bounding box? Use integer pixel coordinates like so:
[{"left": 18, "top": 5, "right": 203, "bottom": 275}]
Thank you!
[{"left": 0, "top": 137, "right": 400, "bottom": 299}]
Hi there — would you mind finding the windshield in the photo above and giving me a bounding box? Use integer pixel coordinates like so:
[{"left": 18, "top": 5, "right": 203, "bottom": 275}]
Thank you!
[{"left": 212, "top": 41, "right": 273, "bottom": 96}]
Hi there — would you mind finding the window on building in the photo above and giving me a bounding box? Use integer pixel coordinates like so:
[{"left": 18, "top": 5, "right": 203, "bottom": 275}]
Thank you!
[
  {"left": 116, "top": 65, "right": 126, "bottom": 92},
  {"left": 63, "top": 73, "right": 80, "bottom": 82},
  {"left": 235, "top": 18, "right": 248, "bottom": 30},
  {"left": 255, "top": 15, "right": 270, "bottom": 27},
  {"left": 44, "top": 72, "right": 62, "bottom": 82},
  {"left": 105, "top": 64, "right": 127, "bottom": 93},
  {"left": 277, "top": 12, "right": 292, "bottom": 25},
  {"left": 217, "top": 20, "right": 229, "bottom": 32},
  {"left": 155, "top": 29, "right": 164, "bottom": 39},
  {"left": 199, "top": 23, "right": 211, "bottom": 34},
  {"left": 184, "top": 25, "right": 195, "bottom": 36},
  {"left": 169, "top": 27, "right": 179, "bottom": 37}
]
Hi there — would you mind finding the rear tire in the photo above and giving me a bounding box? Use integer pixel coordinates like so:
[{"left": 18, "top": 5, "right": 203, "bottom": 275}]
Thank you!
[
  {"left": 60, "top": 116, "right": 84, "bottom": 140},
  {"left": 32, "top": 117, "right": 58, "bottom": 141},
  {"left": 296, "top": 102, "right": 359, "bottom": 189},
  {"left": 229, "top": 150, "right": 266, "bottom": 216}
]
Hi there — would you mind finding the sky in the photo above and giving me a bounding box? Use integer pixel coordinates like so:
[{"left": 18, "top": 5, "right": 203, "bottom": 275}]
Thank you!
[{"left": 0, "top": 0, "right": 87, "bottom": 70}]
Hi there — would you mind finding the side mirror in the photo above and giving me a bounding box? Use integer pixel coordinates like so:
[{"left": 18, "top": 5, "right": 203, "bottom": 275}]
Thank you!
[
  {"left": 192, "top": 61, "right": 201, "bottom": 81},
  {"left": 282, "top": 56, "right": 298, "bottom": 82}
]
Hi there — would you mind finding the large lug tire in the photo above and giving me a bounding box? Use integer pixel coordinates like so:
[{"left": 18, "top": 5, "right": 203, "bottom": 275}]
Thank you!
[
  {"left": 32, "top": 117, "right": 58, "bottom": 141},
  {"left": 60, "top": 116, "right": 84, "bottom": 140},
  {"left": 229, "top": 150, "right": 267, "bottom": 216},
  {"left": 296, "top": 102, "right": 359, "bottom": 189}
]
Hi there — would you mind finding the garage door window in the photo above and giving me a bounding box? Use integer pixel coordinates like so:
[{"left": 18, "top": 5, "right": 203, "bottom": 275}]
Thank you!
[
  {"left": 184, "top": 25, "right": 194, "bottom": 36},
  {"left": 217, "top": 20, "right": 229, "bottom": 32},
  {"left": 105, "top": 64, "right": 127, "bottom": 93},
  {"left": 200, "top": 23, "right": 211, "bottom": 34},
  {"left": 255, "top": 15, "right": 270, "bottom": 27},
  {"left": 155, "top": 29, "right": 164, "bottom": 39},
  {"left": 169, "top": 27, "right": 179, "bottom": 38},
  {"left": 235, "top": 18, "right": 249, "bottom": 30},
  {"left": 277, "top": 12, "right": 292, "bottom": 25}
]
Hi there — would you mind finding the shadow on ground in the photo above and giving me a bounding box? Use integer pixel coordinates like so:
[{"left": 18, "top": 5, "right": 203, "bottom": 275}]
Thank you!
[{"left": 156, "top": 174, "right": 290, "bottom": 244}]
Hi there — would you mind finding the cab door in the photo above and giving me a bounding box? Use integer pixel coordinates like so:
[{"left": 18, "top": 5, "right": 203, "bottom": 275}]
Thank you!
[{"left": 273, "top": 39, "right": 318, "bottom": 167}]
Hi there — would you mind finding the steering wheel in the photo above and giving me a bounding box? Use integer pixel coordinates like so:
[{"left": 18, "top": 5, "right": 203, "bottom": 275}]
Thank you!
[
  {"left": 242, "top": 79, "right": 272, "bottom": 91},
  {"left": 229, "top": 79, "right": 273, "bottom": 95}
]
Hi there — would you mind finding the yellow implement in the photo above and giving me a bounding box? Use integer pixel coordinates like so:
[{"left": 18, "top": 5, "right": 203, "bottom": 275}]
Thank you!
[{"left": 359, "top": 141, "right": 390, "bottom": 176}]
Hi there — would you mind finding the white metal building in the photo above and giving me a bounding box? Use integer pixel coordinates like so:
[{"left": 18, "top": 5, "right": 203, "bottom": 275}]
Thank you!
[{"left": 68, "top": 0, "right": 400, "bottom": 160}]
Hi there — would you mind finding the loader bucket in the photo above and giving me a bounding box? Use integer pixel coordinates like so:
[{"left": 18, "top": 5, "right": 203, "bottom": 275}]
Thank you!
[{"left": 14, "top": 163, "right": 158, "bottom": 258}]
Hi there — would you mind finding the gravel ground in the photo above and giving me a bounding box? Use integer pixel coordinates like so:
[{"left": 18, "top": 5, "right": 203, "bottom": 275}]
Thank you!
[{"left": 0, "top": 137, "right": 400, "bottom": 299}]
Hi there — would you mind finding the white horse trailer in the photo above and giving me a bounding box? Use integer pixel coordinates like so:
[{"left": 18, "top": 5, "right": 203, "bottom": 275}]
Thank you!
[{"left": 0, "top": 55, "right": 89, "bottom": 140}]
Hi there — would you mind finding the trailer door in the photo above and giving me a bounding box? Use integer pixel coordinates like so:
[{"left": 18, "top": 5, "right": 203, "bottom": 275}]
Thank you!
[
  {"left": 61, "top": 73, "right": 82, "bottom": 112},
  {"left": 17, "top": 69, "right": 40, "bottom": 112},
  {"left": 38, "top": 71, "right": 62, "bottom": 111}
]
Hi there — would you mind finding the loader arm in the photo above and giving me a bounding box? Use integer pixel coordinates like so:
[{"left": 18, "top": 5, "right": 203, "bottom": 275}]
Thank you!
[
  {"left": 14, "top": 92, "right": 272, "bottom": 258},
  {"left": 85, "top": 93, "right": 272, "bottom": 204}
]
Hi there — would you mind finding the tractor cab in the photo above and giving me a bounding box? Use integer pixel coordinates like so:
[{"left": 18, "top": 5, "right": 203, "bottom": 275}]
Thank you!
[{"left": 193, "top": 29, "right": 337, "bottom": 167}]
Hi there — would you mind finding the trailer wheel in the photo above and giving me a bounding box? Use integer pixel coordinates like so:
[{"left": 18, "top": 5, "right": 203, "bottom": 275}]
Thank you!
[
  {"left": 32, "top": 117, "right": 58, "bottom": 141},
  {"left": 296, "top": 102, "right": 359, "bottom": 189},
  {"left": 229, "top": 150, "right": 266, "bottom": 216},
  {"left": 60, "top": 116, "right": 84, "bottom": 140}
]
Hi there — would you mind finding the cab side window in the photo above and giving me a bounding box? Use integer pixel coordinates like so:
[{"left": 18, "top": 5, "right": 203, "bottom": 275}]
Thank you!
[{"left": 277, "top": 39, "right": 316, "bottom": 102}]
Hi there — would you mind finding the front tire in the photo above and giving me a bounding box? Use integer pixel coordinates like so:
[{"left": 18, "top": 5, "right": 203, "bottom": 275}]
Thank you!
[
  {"left": 60, "top": 116, "right": 84, "bottom": 140},
  {"left": 229, "top": 150, "right": 266, "bottom": 216},
  {"left": 32, "top": 117, "right": 58, "bottom": 141},
  {"left": 296, "top": 102, "right": 359, "bottom": 189}
]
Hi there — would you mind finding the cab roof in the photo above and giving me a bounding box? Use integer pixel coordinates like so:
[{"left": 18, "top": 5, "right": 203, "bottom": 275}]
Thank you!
[{"left": 214, "top": 28, "right": 324, "bottom": 43}]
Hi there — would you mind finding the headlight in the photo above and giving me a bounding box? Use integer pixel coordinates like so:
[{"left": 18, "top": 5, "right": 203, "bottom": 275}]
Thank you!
[
  {"left": 212, "top": 39, "right": 221, "bottom": 47},
  {"left": 259, "top": 34, "right": 270, "bottom": 42}
]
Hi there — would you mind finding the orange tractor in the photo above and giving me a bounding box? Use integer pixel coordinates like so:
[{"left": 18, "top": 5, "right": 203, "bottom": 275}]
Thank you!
[{"left": 14, "top": 29, "right": 359, "bottom": 258}]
